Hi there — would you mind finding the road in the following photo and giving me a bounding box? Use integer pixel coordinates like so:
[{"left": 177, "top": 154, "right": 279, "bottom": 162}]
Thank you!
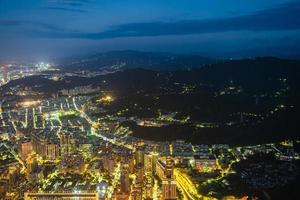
[
  {"left": 174, "top": 169, "right": 217, "bottom": 200},
  {"left": 174, "top": 169, "right": 201, "bottom": 200}
]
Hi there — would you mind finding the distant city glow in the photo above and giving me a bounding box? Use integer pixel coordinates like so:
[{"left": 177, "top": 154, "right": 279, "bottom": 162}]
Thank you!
[
  {"left": 97, "top": 95, "right": 114, "bottom": 103},
  {"left": 19, "top": 100, "right": 41, "bottom": 108}
]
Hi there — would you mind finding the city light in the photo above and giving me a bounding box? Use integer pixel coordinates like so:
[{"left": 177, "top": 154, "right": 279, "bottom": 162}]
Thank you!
[
  {"left": 96, "top": 95, "right": 114, "bottom": 103},
  {"left": 19, "top": 100, "right": 41, "bottom": 108}
]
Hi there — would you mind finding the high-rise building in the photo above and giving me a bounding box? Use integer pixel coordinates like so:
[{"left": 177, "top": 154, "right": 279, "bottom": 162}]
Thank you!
[
  {"left": 128, "top": 154, "right": 135, "bottom": 174},
  {"left": 103, "top": 154, "right": 115, "bottom": 173},
  {"left": 161, "top": 179, "right": 177, "bottom": 200},
  {"left": 59, "top": 132, "right": 76, "bottom": 156},
  {"left": 144, "top": 154, "right": 152, "bottom": 174},
  {"left": 145, "top": 176, "right": 153, "bottom": 200},
  {"left": 144, "top": 152, "right": 158, "bottom": 175},
  {"left": 135, "top": 146, "right": 144, "bottom": 167},
  {"left": 31, "top": 133, "right": 59, "bottom": 160},
  {"left": 162, "top": 157, "right": 176, "bottom": 200},
  {"left": 165, "top": 157, "right": 174, "bottom": 178},
  {"left": 31, "top": 133, "right": 47, "bottom": 157},
  {"left": 155, "top": 160, "right": 165, "bottom": 180},
  {"left": 120, "top": 163, "right": 130, "bottom": 194},
  {"left": 18, "top": 139, "right": 33, "bottom": 160},
  {"left": 156, "top": 157, "right": 177, "bottom": 200},
  {"left": 135, "top": 163, "right": 144, "bottom": 185}
]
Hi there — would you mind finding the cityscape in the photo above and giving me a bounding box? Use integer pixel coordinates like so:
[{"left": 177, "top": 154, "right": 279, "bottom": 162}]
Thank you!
[
  {"left": 1, "top": 58, "right": 299, "bottom": 200},
  {"left": 1, "top": 0, "right": 300, "bottom": 200}
]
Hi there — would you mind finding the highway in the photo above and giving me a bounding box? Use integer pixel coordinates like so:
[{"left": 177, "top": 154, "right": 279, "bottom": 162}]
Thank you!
[
  {"left": 174, "top": 168, "right": 217, "bottom": 200},
  {"left": 174, "top": 168, "right": 201, "bottom": 200}
]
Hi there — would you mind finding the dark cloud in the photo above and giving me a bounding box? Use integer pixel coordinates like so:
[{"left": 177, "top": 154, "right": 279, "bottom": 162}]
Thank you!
[
  {"left": 48, "top": 0, "right": 91, "bottom": 6},
  {"left": 0, "top": 20, "right": 67, "bottom": 32},
  {"left": 45, "top": 0, "right": 91, "bottom": 12},
  {"left": 45, "top": 6, "right": 86, "bottom": 13},
  {"left": 0, "top": 20, "right": 24, "bottom": 26},
  {"left": 32, "top": 1, "right": 300, "bottom": 39}
]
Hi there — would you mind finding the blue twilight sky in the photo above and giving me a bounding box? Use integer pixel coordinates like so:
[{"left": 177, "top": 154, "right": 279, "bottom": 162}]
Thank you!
[{"left": 0, "top": 0, "right": 300, "bottom": 60}]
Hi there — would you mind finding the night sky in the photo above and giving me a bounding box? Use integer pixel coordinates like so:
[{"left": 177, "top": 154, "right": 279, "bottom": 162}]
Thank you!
[{"left": 0, "top": 0, "right": 300, "bottom": 60}]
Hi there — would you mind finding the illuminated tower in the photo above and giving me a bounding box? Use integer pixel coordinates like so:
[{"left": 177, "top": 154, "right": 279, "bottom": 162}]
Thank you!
[
  {"left": 144, "top": 154, "right": 153, "bottom": 174},
  {"left": 165, "top": 157, "right": 174, "bottom": 178},
  {"left": 135, "top": 146, "right": 145, "bottom": 167},
  {"left": 162, "top": 157, "right": 176, "bottom": 200},
  {"left": 144, "top": 152, "right": 158, "bottom": 175},
  {"left": 135, "top": 163, "right": 144, "bottom": 185},
  {"left": 120, "top": 162, "right": 130, "bottom": 194}
]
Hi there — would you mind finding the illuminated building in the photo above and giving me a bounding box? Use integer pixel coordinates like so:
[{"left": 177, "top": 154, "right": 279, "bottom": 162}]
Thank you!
[
  {"left": 135, "top": 145, "right": 144, "bottom": 170},
  {"left": 193, "top": 155, "right": 217, "bottom": 172},
  {"left": 31, "top": 133, "right": 59, "bottom": 160},
  {"left": 46, "top": 143, "right": 59, "bottom": 160},
  {"left": 120, "top": 163, "right": 130, "bottom": 194},
  {"left": 18, "top": 139, "right": 32, "bottom": 160},
  {"left": 161, "top": 179, "right": 176, "bottom": 200},
  {"left": 31, "top": 133, "right": 47, "bottom": 157},
  {"left": 135, "top": 163, "right": 144, "bottom": 185},
  {"left": 144, "top": 154, "right": 153, "bottom": 174},
  {"left": 103, "top": 154, "right": 115, "bottom": 173},
  {"left": 144, "top": 152, "right": 158, "bottom": 175},
  {"left": 131, "top": 184, "right": 142, "bottom": 200},
  {"left": 59, "top": 132, "right": 76, "bottom": 156},
  {"left": 24, "top": 193, "right": 99, "bottom": 200},
  {"left": 165, "top": 157, "right": 174, "bottom": 178},
  {"left": 156, "top": 157, "right": 176, "bottom": 200},
  {"left": 155, "top": 160, "right": 165, "bottom": 180},
  {"left": 145, "top": 176, "right": 153, "bottom": 200},
  {"left": 163, "top": 157, "right": 176, "bottom": 200}
]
